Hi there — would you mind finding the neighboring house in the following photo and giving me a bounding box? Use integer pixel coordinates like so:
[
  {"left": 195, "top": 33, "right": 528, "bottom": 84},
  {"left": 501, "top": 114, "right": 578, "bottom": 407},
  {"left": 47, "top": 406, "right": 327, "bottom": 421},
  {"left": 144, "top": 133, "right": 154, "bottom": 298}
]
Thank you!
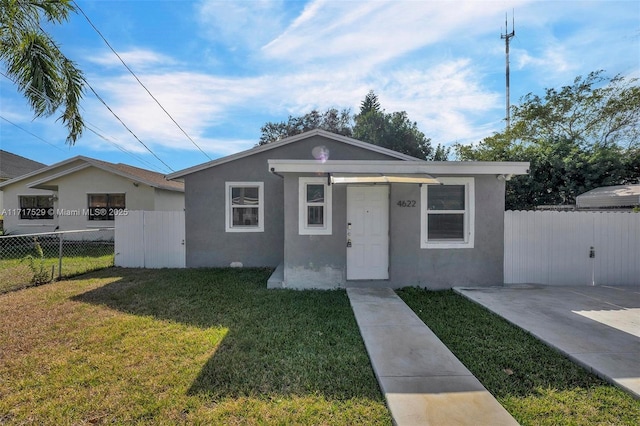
[
  {"left": 576, "top": 184, "right": 640, "bottom": 211},
  {"left": 0, "top": 156, "right": 184, "bottom": 234},
  {"left": 0, "top": 150, "right": 47, "bottom": 213},
  {"left": 168, "top": 129, "right": 529, "bottom": 289}
]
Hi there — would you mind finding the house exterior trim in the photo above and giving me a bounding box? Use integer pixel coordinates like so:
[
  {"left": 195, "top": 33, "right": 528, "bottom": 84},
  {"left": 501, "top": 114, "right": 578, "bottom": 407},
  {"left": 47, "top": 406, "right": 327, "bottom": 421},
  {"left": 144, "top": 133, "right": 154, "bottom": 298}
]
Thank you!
[
  {"left": 166, "top": 129, "right": 421, "bottom": 180},
  {"left": 268, "top": 159, "right": 530, "bottom": 175}
]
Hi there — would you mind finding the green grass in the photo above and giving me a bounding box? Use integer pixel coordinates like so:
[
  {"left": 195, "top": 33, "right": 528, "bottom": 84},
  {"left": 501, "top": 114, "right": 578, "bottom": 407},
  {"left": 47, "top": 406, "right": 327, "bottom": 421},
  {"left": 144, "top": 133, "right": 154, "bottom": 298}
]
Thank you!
[
  {"left": 0, "top": 244, "right": 114, "bottom": 294},
  {"left": 396, "top": 287, "right": 640, "bottom": 426},
  {"left": 0, "top": 268, "right": 390, "bottom": 425}
]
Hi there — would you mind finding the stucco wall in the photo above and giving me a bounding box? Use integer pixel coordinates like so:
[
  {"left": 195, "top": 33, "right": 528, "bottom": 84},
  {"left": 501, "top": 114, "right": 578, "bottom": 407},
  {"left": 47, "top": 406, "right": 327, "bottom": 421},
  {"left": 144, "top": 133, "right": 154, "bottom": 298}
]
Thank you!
[
  {"left": 389, "top": 175, "right": 505, "bottom": 289},
  {"left": 154, "top": 188, "right": 185, "bottom": 211},
  {"left": 281, "top": 175, "right": 505, "bottom": 289},
  {"left": 184, "top": 135, "right": 397, "bottom": 268}
]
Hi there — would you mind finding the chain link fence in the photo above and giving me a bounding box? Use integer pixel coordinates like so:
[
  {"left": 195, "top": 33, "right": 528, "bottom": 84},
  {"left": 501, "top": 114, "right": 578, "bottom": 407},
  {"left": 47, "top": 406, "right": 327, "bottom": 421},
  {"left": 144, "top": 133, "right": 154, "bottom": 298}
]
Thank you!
[{"left": 0, "top": 229, "right": 114, "bottom": 294}]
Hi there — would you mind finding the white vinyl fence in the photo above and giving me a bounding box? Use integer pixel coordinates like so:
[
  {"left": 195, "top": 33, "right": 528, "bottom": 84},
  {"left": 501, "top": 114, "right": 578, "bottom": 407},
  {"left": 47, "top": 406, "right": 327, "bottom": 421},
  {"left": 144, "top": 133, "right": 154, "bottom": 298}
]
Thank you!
[
  {"left": 505, "top": 210, "right": 640, "bottom": 286},
  {"left": 115, "top": 211, "right": 185, "bottom": 268}
]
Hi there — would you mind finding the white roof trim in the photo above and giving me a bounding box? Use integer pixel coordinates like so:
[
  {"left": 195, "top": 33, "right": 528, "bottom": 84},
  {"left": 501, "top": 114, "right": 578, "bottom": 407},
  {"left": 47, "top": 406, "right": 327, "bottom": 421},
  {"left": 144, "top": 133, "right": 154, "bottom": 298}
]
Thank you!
[
  {"left": 1, "top": 155, "right": 183, "bottom": 193},
  {"left": 0, "top": 155, "right": 86, "bottom": 189},
  {"left": 166, "top": 129, "right": 421, "bottom": 180},
  {"left": 268, "top": 160, "right": 530, "bottom": 175}
]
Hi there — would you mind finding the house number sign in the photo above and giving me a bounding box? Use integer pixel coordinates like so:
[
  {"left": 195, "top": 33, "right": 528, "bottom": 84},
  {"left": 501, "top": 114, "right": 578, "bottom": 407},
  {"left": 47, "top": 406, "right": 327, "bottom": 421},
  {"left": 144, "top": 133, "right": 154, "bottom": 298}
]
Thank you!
[{"left": 396, "top": 200, "right": 417, "bottom": 207}]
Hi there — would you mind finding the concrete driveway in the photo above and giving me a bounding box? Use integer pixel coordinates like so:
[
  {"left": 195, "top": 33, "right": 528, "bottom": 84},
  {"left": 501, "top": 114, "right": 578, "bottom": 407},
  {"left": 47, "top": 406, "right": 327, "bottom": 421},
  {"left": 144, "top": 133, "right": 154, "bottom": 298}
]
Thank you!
[{"left": 454, "top": 285, "right": 640, "bottom": 399}]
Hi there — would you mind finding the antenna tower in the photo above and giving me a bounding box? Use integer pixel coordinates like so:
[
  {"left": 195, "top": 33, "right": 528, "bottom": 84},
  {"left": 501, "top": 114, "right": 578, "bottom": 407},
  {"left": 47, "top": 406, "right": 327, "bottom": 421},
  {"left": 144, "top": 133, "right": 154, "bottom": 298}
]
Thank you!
[{"left": 501, "top": 12, "right": 515, "bottom": 130}]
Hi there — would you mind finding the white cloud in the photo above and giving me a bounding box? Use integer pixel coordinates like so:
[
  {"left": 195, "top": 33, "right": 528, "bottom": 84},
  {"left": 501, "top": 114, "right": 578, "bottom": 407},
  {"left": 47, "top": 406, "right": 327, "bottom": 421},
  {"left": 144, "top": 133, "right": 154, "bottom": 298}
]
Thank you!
[
  {"left": 263, "top": 0, "right": 528, "bottom": 69},
  {"left": 196, "top": 0, "right": 287, "bottom": 51},
  {"left": 86, "top": 49, "right": 177, "bottom": 70}
]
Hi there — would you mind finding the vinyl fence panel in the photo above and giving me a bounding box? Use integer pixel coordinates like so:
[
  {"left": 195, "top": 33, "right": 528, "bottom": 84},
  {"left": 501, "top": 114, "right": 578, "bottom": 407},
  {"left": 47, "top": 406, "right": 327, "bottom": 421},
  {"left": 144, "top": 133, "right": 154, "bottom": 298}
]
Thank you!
[
  {"left": 114, "top": 210, "right": 144, "bottom": 268},
  {"left": 115, "top": 211, "right": 185, "bottom": 268},
  {"left": 505, "top": 211, "right": 640, "bottom": 286}
]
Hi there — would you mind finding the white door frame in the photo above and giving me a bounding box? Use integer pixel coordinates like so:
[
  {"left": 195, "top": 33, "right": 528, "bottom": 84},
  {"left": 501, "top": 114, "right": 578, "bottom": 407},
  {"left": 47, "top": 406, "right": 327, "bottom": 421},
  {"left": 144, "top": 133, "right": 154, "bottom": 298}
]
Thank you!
[{"left": 346, "top": 185, "right": 389, "bottom": 280}]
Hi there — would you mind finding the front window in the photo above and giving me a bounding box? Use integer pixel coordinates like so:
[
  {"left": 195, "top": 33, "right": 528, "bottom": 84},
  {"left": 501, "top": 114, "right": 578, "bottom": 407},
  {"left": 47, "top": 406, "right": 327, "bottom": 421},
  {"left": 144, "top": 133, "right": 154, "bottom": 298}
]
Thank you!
[
  {"left": 421, "top": 178, "right": 474, "bottom": 248},
  {"left": 299, "top": 177, "right": 332, "bottom": 235},
  {"left": 19, "top": 195, "right": 54, "bottom": 220},
  {"left": 88, "top": 193, "right": 126, "bottom": 221},
  {"left": 225, "top": 182, "right": 264, "bottom": 232}
]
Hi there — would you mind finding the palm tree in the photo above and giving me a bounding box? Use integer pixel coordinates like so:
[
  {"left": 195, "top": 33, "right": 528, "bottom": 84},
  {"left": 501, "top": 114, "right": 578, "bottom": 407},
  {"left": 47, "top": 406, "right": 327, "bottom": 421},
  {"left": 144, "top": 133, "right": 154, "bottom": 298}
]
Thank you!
[{"left": 0, "top": 0, "right": 84, "bottom": 144}]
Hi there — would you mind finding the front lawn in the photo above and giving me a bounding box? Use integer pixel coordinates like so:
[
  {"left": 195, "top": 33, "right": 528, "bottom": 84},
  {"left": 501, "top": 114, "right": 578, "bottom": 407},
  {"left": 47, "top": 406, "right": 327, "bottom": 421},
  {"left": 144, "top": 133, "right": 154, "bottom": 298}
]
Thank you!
[
  {"left": 0, "top": 268, "right": 390, "bottom": 425},
  {"left": 397, "top": 288, "right": 640, "bottom": 426},
  {"left": 0, "top": 243, "right": 114, "bottom": 294}
]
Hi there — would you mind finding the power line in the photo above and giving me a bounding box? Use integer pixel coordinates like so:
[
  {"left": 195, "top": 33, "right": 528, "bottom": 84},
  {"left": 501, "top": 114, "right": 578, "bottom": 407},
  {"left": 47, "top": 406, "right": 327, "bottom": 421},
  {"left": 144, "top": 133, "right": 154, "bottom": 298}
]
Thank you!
[
  {"left": 0, "top": 115, "right": 68, "bottom": 153},
  {"left": 84, "top": 81, "right": 175, "bottom": 172},
  {"left": 72, "top": 0, "right": 213, "bottom": 161},
  {"left": 1, "top": 50, "right": 175, "bottom": 173},
  {"left": 84, "top": 123, "right": 167, "bottom": 173}
]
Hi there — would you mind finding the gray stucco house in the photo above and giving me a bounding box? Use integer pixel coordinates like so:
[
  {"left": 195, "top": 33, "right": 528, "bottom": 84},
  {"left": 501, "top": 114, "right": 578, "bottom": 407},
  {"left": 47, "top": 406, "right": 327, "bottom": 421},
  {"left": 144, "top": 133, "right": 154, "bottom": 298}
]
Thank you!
[{"left": 168, "top": 130, "right": 529, "bottom": 289}]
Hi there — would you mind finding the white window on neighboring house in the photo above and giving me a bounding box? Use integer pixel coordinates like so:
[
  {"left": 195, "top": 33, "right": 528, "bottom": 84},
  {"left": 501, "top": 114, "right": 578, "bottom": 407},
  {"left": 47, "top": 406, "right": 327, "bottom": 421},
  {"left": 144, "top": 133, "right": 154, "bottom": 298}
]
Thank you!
[
  {"left": 299, "top": 177, "right": 332, "bottom": 235},
  {"left": 225, "top": 182, "right": 264, "bottom": 232},
  {"left": 420, "top": 177, "right": 475, "bottom": 249}
]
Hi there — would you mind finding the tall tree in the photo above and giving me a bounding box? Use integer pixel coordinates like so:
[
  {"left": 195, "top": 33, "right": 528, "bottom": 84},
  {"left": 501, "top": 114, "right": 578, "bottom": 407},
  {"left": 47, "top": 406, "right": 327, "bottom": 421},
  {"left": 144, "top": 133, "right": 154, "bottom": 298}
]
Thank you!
[
  {"left": 1, "top": 0, "right": 85, "bottom": 144},
  {"left": 456, "top": 71, "right": 640, "bottom": 209},
  {"left": 353, "top": 91, "right": 450, "bottom": 160},
  {"left": 258, "top": 108, "right": 352, "bottom": 145},
  {"left": 259, "top": 91, "right": 450, "bottom": 160}
]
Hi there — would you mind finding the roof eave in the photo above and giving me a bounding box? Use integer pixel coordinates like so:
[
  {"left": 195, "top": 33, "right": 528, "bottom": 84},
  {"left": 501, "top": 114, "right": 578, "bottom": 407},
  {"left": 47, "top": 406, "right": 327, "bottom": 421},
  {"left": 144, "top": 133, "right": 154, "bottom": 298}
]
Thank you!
[
  {"left": 166, "top": 129, "right": 423, "bottom": 180},
  {"left": 267, "top": 160, "right": 530, "bottom": 175}
]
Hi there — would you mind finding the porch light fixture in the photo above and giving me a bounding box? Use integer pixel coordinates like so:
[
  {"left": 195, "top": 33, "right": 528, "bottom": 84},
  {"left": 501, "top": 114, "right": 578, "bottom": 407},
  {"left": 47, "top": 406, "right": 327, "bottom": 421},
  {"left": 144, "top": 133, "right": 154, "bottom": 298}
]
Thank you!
[{"left": 329, "top": 173, "right": 440, "bottom": 185}]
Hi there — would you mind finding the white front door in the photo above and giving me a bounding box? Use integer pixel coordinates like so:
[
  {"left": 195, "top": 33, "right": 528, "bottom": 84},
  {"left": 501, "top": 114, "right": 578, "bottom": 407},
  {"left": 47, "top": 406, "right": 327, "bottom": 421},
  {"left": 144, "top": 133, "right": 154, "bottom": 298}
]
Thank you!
[{"left": 346, "top": 186, "right": 389, "bottom": 280}]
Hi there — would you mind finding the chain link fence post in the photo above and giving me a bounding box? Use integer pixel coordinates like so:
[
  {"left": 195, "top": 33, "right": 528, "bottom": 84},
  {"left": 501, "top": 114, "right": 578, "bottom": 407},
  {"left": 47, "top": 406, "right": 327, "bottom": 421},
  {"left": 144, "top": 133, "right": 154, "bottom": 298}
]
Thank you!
[{"left": 0, "top": 228, "right": 114, "bottom": 293}]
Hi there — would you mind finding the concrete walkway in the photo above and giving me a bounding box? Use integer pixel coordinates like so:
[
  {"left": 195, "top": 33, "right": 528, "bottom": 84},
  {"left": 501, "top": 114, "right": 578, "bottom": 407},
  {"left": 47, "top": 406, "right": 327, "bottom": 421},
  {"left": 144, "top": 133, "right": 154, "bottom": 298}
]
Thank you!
[
  {"left": 347, "top": 288, "right": 518, "bottom": 426},
  {"left": 455, "top": 285, "right": 640, "bottom": 399}
]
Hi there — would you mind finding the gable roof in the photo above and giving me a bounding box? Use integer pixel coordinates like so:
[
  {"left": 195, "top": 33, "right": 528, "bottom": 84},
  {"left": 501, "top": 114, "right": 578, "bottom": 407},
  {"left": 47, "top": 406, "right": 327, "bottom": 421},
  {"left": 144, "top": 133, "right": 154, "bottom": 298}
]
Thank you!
[
  {"left": 0, "top": 156, "right": 183, "bottom": 192},
  {"left": 0, "top": 150, "right": 47, "bottom": 180},
  {"left": 166, "top": 129, "right": 423, "bottom": 180}
]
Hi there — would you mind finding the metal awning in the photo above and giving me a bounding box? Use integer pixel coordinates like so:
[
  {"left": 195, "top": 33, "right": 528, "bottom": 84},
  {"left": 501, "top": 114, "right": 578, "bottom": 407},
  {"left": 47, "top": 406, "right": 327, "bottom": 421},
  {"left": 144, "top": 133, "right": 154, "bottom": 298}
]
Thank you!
[{"left": 329, "top": 173, "right": 440, "bottom": 185}]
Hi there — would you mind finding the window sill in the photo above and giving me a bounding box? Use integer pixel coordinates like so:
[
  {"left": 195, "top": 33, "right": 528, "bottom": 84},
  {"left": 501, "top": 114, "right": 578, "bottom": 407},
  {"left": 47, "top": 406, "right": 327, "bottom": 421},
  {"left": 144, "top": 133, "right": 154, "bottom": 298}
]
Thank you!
[
  {"left": 225, "top": 227, "right": 264, "bottom": 233},
  {"left": 421, "top": 241, "right": 474, "bottom": 249}
]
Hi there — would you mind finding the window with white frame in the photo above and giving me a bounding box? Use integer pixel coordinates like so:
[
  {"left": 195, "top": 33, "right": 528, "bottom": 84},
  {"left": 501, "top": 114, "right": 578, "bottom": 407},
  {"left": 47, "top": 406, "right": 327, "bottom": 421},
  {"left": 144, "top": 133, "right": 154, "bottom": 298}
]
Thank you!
[
  {"left": 225, "top": 182, "right": 264, "bottom": 232},
  {"left": 299, "top": 177, "right": 332, "bottom": 235},
  {"left": 420, "top": 177, "right": 474, "bottom": 249}
]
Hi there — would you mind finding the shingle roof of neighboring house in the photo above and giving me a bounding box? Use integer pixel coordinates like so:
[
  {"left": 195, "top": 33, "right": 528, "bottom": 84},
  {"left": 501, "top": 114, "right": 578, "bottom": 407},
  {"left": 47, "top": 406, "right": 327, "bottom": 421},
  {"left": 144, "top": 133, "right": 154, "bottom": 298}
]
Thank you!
[
  {"left": 0, "top": 150, "right": 47, "bottom": 180},
  {"left": 0, "top": 155, "right": 184, "bottom": 192}
]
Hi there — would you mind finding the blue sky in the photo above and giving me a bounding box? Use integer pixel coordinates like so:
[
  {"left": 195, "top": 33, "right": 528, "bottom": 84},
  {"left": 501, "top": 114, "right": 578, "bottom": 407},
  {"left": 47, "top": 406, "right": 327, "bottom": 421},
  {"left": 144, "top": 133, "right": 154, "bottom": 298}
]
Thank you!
[{"left": 1, "top": 0, "right": 638, "bottom": 174}]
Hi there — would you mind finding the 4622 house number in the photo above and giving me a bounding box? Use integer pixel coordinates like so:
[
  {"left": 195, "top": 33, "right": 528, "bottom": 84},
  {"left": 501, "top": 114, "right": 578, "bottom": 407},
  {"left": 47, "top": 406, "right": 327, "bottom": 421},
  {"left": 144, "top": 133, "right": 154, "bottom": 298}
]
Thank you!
[{"left": 397, "top": 200, "right": 416, "bottom": 207}]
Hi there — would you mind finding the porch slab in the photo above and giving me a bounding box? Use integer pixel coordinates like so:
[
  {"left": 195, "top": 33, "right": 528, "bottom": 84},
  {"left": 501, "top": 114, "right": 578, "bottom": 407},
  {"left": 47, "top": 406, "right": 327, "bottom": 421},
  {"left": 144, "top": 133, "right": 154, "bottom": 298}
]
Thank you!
[{"left": 347, "top": 288, "right": 518, "bottom": 426}]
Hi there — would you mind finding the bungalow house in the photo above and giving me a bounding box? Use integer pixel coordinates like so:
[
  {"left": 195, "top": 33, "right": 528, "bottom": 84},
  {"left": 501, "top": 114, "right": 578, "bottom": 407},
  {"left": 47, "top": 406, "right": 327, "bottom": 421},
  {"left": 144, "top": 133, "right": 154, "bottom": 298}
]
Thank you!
[
  {"left": 0, "top": 150, "right": 47, "bottom": 212},
  {"left": 0, "top": 156, "right": 184, "bottom": 235},
  {"left": 167, "top": 130, "right": 529, "bottom": 289}
]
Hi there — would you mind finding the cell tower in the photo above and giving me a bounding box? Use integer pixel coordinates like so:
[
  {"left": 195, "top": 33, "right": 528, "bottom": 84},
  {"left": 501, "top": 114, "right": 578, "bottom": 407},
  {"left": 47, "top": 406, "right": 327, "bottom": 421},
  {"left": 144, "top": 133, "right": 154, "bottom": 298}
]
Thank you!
[{"left": 501, "top": 12, "right": 515, "bottom": 130}]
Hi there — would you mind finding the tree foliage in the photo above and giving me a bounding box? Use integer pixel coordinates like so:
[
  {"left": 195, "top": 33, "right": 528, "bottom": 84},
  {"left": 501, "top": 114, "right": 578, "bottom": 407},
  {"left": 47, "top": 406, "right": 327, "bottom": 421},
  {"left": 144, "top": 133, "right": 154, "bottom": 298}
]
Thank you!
[
  {"left": 258, "top": 108, "right": 352, "bottom": 145},
  {"left": 259, "top": 91, "right": 450, "bottom": 160},
  {"left": 0, "top": 0, "right": 85, "bottom": 144},
  {"left": 456, "top": 71, "right": 640, "bottom": 210}
]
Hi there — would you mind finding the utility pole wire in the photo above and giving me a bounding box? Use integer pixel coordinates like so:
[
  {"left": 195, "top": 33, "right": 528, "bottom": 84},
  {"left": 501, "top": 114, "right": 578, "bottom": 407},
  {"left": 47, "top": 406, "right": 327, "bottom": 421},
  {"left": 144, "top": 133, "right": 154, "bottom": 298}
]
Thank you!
[
  {"left": 85, "top": 82, "right": 174, "bottom": 172},
  {"left": 0, "top": 115, "right": 68, "bottom": 153},
  {"left": 72, "top": 1, "right": 212, "bottom": 161}
]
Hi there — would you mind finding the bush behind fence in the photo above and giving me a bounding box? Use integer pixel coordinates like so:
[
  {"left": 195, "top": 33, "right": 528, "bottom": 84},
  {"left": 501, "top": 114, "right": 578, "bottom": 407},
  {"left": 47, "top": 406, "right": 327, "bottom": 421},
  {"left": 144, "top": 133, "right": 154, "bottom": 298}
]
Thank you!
[{"left": 0, "top": 229, "right": 114, "bottom": 294}]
